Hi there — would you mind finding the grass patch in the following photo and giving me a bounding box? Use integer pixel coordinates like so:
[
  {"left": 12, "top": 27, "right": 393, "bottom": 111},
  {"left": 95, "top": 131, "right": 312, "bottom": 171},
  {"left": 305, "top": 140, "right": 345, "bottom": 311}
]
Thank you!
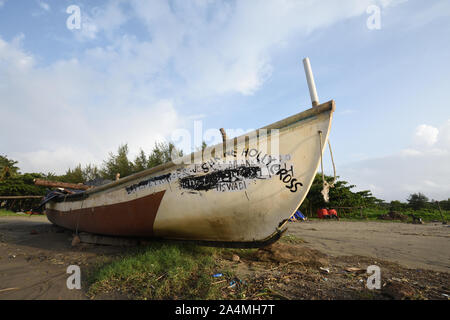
[
  {"left": 218, "top": 247, "right": 258, "bottom": 261},
  {"left": 0, "top": 209, "right": 25, "bottom": 217},
  {"left": 87, "top": 242, "right": 227, "bottom": 300},
  {"left": 280, "top": 234, "right": 307, "bottom": 244},
  {"left": 315, "top": 208, "right": 449, "bottom": 222}
]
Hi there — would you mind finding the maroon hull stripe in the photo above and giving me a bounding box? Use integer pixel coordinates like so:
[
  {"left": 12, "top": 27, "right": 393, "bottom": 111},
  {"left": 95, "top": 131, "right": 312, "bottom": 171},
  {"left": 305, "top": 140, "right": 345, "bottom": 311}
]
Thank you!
[{"left": 46, "top": 190, "right": 166, "bottom": 237}]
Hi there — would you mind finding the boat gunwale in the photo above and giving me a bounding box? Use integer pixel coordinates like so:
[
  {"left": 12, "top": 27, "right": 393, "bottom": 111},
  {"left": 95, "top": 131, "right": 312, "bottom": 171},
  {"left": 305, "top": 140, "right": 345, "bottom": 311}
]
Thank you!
[{"left": 54, "top": 100, "right": 334, "bottom": 200}]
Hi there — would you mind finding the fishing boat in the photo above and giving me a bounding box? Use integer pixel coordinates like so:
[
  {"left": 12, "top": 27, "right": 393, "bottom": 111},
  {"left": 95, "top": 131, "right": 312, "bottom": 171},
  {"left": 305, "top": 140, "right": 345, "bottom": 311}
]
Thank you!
[{"left": 44, "top": 58, "right": 335, "bottom": 247}]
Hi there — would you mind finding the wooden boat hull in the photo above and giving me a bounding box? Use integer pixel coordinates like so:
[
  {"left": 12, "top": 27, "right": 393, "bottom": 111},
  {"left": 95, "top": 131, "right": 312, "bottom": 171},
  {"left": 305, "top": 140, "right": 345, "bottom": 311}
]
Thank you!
[{"left": 46, "top": 101, "right": 335, "bottom": 244}]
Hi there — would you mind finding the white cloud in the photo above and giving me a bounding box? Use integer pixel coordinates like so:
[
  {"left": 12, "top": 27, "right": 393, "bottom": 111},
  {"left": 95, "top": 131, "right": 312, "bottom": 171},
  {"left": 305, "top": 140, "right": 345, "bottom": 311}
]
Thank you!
[
  {"left": 340, "top": 120, "right": 450, "bottom": 201},
  {"left": 31, "top": 0, "right": 50, "bottom": 16},
  {"left": 413, "top": 124, "right": 439, "bottom": 147},
  {"left": 69, "top": 1, "right": 404, "bottom": 100},
  {"left": 75, "top": 1, "right": 128, "bottom": 41},
  {"left": 11, "top": 100, "right": 180, "bottom": 174},
  {"left": 76, "top": 0, "right": 403, "bottom": 97},
  {"left": 13, "top": 148, "right": 98, "bottom": 175},
  {"left": 38, "top": 1, "right": 50, "bottom": 11},
  {"left": 2, "top": 0, "right": 409, "bottom": 174},
  {"left": 0, "top": 36, "right": 183, "bottom": 174},
  {"left": 399, "top": 148, "right": 422, "bottom": 157}
]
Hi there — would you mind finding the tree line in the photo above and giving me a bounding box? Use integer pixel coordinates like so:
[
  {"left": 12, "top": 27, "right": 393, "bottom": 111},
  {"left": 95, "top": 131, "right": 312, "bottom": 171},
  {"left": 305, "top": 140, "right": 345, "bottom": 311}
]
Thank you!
[
  {"left": 0, "top": 142, "right": 182, "bottom": 210},
  {"left": 1, "top": 145, "right": 449, "bottom": 214},
  {"left": 299, "top": 174, "right": 383, "bottom": 216},
  {"left": 299, "top": 174, "right": 449, "bottom": 216},
  {"left": 46, "top": 142, "right": 183, "bottom": 184}
]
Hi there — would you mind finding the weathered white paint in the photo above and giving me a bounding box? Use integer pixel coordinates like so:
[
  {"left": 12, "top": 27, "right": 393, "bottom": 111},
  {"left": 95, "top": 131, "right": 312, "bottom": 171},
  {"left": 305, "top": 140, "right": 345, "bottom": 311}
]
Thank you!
[
  {"left": 303, "top": 57, "right": 319, "bottom": 107},
  {"left": 46, "top": 101, "right": 334, "bottom": 242}
]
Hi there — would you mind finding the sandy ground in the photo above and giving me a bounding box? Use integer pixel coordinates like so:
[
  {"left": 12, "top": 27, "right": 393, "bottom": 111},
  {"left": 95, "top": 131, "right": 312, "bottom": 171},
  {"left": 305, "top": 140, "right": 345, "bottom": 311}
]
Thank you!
[
  {"left": 0, "top": 215, "right": 122, "bottom": 299},
  {"left": 0, "top": 216, "right": 448, "bottom": 299},
  {"left": 286, "top": 220, "right": 450, "bottom": 273}
]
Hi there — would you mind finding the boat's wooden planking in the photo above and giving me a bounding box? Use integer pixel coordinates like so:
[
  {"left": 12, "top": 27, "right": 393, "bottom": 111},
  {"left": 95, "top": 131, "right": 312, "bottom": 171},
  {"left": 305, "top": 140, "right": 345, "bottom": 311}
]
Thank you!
[{"left": 46, "top": 100, "right": 334, "bottom": 243}]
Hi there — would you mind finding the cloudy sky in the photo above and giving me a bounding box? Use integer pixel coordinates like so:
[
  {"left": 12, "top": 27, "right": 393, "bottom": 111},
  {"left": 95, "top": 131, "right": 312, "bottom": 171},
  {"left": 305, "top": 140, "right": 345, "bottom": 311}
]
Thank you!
[{"left": 0, "top": 0, "right": 449, "bottom": 202}]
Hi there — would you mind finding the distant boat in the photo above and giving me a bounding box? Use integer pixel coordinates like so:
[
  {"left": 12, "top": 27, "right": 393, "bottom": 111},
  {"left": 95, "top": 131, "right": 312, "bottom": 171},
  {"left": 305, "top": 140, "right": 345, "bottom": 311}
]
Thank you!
[{"left": 44, "top": 58, "right": 335, "bottom": 247}]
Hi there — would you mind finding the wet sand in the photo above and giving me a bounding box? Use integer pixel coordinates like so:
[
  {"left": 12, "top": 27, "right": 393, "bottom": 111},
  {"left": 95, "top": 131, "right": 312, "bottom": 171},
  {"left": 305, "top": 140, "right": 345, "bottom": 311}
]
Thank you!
[{"left": 286, "top": 220, "right": 450, "bottom": 273}]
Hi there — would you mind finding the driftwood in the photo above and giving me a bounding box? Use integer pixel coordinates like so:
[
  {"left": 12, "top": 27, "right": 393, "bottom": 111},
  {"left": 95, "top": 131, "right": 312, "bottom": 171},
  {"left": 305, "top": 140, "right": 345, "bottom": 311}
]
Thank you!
[
  {"left": 0, "top": 196, "right": 43, "bottom": 199},
  {"left": 33, "top": 179, "right": 91, "bottom": 190}
]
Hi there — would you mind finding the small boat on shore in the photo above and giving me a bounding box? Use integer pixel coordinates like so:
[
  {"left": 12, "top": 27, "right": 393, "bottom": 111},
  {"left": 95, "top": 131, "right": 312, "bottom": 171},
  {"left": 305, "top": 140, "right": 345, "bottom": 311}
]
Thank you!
[{"left": 44, "top": 58, "right": 335, "bottom": 247}]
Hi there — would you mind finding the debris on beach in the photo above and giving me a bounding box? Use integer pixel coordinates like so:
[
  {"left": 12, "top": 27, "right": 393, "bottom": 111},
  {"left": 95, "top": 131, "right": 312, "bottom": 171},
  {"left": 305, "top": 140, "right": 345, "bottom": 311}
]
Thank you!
[
  {"left": 319, "top": 267, "right": 330, "bottom": 274},
  {"left": 382, "top": 280, "right": 417, "bottom": 300},
  {"left": 255, "top": 242, "right": 328, "bottom": 267},
  {"left": 71, "top": 235, "right": 81, "bottom": 247},
  {"left": 377, "top": 211, "right": 408, "bottom": 221},
  {"left": 345, "top": 267, "right": 366, "bottom": 274}
]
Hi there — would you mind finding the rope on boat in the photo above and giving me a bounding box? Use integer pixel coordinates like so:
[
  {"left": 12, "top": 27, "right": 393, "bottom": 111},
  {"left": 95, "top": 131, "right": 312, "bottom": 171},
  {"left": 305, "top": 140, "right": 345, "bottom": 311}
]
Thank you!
[
  {"left": 75, "top": 200, "right": 84, "bottom": 235},
  {"left": 318, "top": 131, "right": 336, "bottom": 203},
  {"left": 328, "top": 140, "right": 337, "bottom": 184},
  {"left": 61, "top": 193, "right": 82, "bottom": 236}
]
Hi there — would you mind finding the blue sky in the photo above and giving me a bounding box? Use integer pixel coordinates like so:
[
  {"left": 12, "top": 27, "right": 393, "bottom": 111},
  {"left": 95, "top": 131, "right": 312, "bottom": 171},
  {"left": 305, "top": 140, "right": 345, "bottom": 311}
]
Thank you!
[{"left": 0, "top": 0, "right": 449, "bottom": 201}]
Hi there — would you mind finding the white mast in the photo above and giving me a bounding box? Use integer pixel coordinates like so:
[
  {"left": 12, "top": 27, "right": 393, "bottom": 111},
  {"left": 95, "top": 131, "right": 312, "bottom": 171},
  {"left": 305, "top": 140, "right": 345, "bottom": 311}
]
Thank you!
[{"left": 303, "top": 57, "right": 319, "bottom": 107}]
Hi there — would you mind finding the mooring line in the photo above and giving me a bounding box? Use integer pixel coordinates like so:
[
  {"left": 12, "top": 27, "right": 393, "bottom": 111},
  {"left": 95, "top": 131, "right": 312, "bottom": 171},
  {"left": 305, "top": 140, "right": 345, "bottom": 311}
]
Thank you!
[{"left": 75, "top": 200, "right": 84, "bottom": 235}]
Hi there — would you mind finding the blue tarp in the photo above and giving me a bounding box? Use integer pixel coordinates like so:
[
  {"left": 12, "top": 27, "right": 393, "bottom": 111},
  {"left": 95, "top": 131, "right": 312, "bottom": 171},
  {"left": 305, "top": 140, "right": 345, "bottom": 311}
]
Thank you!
[
  {"left": 37, "top": 189, "right": 85, "bottom": 210},
  {"left": 289, "top": 210, "right": 306, "bottom": 221}
]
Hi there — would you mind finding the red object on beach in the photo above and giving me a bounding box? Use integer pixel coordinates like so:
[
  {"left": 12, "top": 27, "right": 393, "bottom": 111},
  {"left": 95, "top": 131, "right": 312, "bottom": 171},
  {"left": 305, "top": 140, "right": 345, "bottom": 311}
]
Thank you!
[
  {"left": 25, "top": 211, "right": 44, "bottom": 215},
  {"left": 328, "top": 209, "right": 338, "bottom": 217},
  {"left": 317, "top": 208, "right": 329, "bottom": 219}
]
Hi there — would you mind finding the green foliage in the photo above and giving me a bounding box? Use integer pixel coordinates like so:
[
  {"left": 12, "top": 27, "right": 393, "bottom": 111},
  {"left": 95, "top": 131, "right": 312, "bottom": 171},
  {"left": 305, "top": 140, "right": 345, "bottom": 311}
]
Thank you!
[
  {"left": 87, "top": 243, "right": 221, "bottom": 300},
  {"left": 407, "top": 192, "right": 429, "bottom": 211},
  {"left": 346, "top": 207, "right": 447, "bottom": 222},
  {"left": 147, "top": 142, "right": 183, "bottom": 169},
  {"left": 1, "top": 142, "right": 184, "bottom": 190},
  {"left": 0, "top": 166, "right": 47, "bottom": 211},
  {"left": 438, "top": 199, "right": 450, "bottom": 211},
  {"left": 82, "top": 164, "right": 101, "bottom": 182},
  {"left": 0, "top": 154, "right": 20, "bottom": 180},
  {"left": 98, "top": 142, "right": 183, "bottom": 181},
  {"left": 60, "top": 164, "right": 84, "bottom": 184},
  {"left": 133, "top": 149, "right": 148, "bottom": 173},
  {"left": 0, "top": 155, "right": 19, "bottom": 173},
  {"left": 50, "top": 163, "right": 102, "bottom": 184},
  {"left": 0, "top": 172, "right": 46, "bottom": 196},
  {"left": 299, "top": 174, "right": 383, "bottom": 216},
  {"left": 300, "top": 177, "right": 449, "bottom": 220},
  {"left": 101, "top": 144, "right": 134, "bottom": 180},
  {"left": 0, "top": 209, "right": 24, "bottom": 216},
  {"left": 389, "top": 200, "right": 406, "bottom": 211}
]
